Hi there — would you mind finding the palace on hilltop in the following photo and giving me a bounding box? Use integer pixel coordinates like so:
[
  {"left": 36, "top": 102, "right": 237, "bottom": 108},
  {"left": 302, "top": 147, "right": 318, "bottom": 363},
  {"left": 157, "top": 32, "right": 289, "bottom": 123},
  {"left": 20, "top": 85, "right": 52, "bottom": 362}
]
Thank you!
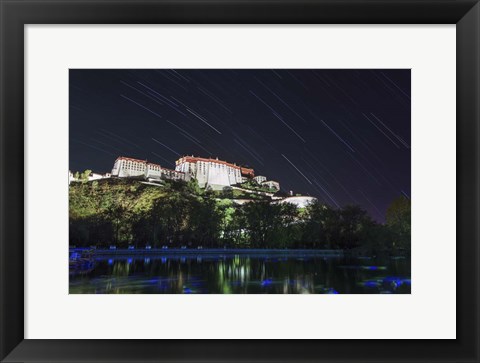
[
  {"left": 68, "top": 155, "right": 324, "bottom": 206},
  {"left": 105, "top": 155, "right": 280, "bottom": 191}
]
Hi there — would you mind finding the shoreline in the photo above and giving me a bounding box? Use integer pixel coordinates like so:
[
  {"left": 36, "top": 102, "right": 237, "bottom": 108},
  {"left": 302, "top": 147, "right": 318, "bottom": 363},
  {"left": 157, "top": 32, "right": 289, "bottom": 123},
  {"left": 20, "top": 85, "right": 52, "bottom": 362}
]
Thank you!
[{"left": 71, "top": 248, "right": 345, "bottom": 257}]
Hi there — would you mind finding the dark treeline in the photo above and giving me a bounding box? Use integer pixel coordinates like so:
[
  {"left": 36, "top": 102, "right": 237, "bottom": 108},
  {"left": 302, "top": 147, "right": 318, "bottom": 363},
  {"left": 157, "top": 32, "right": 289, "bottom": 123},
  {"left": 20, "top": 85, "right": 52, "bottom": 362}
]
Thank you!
[{"left": 69, "top": 178, "right": 410, "bottom": 255}]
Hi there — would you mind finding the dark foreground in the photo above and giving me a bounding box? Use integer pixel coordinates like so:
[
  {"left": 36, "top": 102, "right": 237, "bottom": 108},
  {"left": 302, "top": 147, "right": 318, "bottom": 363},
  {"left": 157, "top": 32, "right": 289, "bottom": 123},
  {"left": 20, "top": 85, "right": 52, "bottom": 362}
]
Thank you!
[{"left": 69, "top": 249, "right": 410, "bottom": 294}]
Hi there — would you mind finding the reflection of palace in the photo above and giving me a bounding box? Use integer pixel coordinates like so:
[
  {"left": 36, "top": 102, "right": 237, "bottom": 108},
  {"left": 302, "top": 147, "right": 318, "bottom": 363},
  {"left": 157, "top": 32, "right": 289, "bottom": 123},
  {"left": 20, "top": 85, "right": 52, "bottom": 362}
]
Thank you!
[{"left": 110, "top": 155, "right": 281, "bottom": 191}]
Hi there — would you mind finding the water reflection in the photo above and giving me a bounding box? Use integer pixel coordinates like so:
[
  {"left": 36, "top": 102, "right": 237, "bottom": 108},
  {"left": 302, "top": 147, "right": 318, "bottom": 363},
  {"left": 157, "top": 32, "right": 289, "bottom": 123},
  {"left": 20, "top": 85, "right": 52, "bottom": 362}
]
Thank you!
[{"left": 69, "top": 254, "right": 411, "bottom": 294}]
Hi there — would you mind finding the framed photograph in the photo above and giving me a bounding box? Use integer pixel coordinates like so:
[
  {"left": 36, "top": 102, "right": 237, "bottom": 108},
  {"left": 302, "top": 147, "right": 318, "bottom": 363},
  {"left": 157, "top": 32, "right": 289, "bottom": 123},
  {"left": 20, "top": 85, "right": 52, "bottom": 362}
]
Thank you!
[
  {"left": 1, "top": 0, "right": 478, "bottom": 362},
  {"left": 67, "top": 68, "right": 412, "bottom": 296}
]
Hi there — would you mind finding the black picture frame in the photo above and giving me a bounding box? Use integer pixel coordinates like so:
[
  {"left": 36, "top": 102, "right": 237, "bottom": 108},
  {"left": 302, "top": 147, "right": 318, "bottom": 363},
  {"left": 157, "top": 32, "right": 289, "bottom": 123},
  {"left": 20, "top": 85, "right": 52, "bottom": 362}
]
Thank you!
[{"left": 1, "top": 1, "right": 478, "bottom": 362}]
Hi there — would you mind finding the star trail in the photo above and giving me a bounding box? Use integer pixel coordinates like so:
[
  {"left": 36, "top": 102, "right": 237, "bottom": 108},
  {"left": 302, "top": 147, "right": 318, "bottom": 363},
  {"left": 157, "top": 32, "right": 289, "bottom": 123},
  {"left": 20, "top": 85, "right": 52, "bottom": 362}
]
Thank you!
[{"left": 69, "top": 69, "right": 411, "bottom": 221}]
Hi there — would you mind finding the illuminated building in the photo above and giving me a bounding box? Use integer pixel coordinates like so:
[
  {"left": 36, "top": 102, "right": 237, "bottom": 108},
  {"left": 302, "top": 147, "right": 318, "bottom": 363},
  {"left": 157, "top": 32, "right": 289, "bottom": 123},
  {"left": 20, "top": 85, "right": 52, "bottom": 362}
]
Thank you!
[
  {"left": 175, "top": 156, "right": 254, "bottom": 190},
  {"left": 111, "top": 156, "right": 185, "bottom": 181},
  {"left": 254, "top": 175, "right": 267, "bottom": 184},
  {"left": 261, "top": 180, "right": 280, "bottom": 191},
  {"left": 277, "top": 196, "right": 317, "bottom": 208},
  {"left": 109, "top": 155, "right": 280, "bottom": 191}
]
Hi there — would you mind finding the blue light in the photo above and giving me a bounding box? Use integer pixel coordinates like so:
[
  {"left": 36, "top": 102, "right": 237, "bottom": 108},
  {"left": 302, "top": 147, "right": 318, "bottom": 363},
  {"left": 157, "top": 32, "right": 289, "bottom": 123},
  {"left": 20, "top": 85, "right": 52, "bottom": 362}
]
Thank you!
[
  {"left": 108, "top": 259, "right": 114, "bottom": 265},
  {"left": 327, "top": 289, "right": 339, "bottom": 294},
  {"left": 383, "top": 276, "right": 410, "bottom": 287},
  {"left": 261, "top": 279, "right": 272, "bottom": 286},
  {"left": 381, "top": 276, "right": 413, "bottom": 290},
  {"left": 70, "top": 252, "right": 80, "bottom": 260}
]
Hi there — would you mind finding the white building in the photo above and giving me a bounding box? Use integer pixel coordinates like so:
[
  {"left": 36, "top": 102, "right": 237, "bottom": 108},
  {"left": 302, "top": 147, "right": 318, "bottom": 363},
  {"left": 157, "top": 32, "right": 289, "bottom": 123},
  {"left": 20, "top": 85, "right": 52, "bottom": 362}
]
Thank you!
[
  {"left": 112, "top": 156, "right": 185, "bottom": 181},
  {"left": 112, "top": 157, "right": 149, "bottom": 178},
  {"left": 254, "top": 175, "right": 267, "bottom": 184},
  {"left": 69, "top": 170, "right": 76, "bottom": 185},
  {"left": 69, "top": 170, "right": 110, "bottom": 184},
  {"left": 277, "top": 196, "right": 317, "bottom": 208},
  {"left": 145, "top": 162, "right": 162, "bottom": 179},
  {"left": 88, "top": 172, "right": 111, "bottom": 181},
  {"left": 175, "top": 156, "right": 254, "bottom": 190},
  {"left": 161, "top": 168, "right": 185, "bottom": 181},
  {"left": 261, "top": 180, "right": 280, "bottom": 191}
]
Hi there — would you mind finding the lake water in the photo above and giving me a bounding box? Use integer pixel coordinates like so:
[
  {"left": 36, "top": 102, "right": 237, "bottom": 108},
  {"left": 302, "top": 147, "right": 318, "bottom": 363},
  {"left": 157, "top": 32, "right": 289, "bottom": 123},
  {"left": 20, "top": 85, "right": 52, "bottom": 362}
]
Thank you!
[{"left": 69, "top": 251, "right": 410, "bottom": 294}]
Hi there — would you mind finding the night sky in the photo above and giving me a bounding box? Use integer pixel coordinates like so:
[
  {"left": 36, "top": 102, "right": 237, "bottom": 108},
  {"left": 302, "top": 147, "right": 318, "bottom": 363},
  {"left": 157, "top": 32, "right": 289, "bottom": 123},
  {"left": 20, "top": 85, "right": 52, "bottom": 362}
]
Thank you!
[{"left": 70, "top": 69, "right": 410, "bottom": 222}]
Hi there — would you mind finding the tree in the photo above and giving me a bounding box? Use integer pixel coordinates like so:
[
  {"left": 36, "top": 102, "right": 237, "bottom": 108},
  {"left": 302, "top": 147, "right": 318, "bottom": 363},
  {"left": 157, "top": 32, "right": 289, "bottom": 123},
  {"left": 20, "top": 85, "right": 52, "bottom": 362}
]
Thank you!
[
  {"left": 338, "top": 205, "right": 371, "bottom": 250},
  {"left": 220, "top": 186, "right": 234, "bottom": 199},
  {"left": 186, "top": 178, "right": 202, "bottom": 195},
  {"left": 240, "top": 202, "right": 298, "bottom": 248},
  {"left": 80, "top": 169, "right": 92, "bottom": 183},
  {"left": 386, "top": 196, "right": 411, "bottom": 252},
  {"left": 302, "top": 201, "right": 328, "bottom": 248},
  {"left": 302, "top": 202, "right": 343, "bottom": 249},
  {"left": 150, "top": 192, "right": 191, "bottom": 246},
  {"left": 189, "top": 195, "right": 223, "bottom": 247}
]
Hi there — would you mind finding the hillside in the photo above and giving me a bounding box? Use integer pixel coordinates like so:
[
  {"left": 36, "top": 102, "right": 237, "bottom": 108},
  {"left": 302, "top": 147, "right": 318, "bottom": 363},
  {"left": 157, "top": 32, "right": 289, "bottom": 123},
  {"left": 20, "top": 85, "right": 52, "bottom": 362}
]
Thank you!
[{"left": 69, "top": 177, "right": 410, "bottom": 254}]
